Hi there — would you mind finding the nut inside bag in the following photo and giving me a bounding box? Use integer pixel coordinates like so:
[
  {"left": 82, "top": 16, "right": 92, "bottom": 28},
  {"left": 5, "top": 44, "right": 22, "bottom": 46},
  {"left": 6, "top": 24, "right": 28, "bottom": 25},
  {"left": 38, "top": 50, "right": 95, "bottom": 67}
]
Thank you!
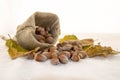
[{"left": 15, "top": 12, "right": 60, "bottom": 50}]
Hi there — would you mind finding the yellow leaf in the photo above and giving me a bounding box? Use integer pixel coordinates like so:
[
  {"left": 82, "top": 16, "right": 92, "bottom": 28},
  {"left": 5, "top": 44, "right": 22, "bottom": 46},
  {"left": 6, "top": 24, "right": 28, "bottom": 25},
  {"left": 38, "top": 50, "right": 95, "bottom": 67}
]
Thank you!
[
  {"left": 59, "top": 34, "right": 78, "bottom": 43},
  {"left": 6, "top": 39, "right": 28, "bottom": 59},
  {"left": 86, "top": 45, "right": 117, "bottom": 57}
]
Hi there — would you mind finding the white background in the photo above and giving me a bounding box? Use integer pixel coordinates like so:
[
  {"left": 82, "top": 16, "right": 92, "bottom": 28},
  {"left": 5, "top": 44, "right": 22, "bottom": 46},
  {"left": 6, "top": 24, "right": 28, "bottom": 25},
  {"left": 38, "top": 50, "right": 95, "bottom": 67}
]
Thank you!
[
  {"left": 0, "top": 0, "right": 120, "bottom": 35},
  {"left": 0, "top": 1, "right": 120, "bottom": 80}
]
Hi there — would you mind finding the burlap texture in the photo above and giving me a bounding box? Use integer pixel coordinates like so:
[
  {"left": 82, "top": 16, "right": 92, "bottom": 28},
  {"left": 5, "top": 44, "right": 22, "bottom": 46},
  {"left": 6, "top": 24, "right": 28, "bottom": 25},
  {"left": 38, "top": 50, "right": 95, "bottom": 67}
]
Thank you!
[{"left": 15, "top": 12, "right": 60, "bottom": 50}]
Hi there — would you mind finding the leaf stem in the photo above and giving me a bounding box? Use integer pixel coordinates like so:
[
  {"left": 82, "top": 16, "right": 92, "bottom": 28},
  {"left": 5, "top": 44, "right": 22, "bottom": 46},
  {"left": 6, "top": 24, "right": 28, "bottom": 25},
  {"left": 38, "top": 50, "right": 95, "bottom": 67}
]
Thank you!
[{"left": 8, "top": 34, "right": 12, "bottom": 39}]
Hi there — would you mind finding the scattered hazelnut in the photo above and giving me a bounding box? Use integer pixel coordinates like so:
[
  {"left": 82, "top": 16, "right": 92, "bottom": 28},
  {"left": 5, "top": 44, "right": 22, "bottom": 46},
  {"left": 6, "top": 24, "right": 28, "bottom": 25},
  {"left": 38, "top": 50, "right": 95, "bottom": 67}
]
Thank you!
[
  {"left": 51, "top": 57, "right": 60, "bottom": 65},
  {"left": 71, "top": 40, "right": 79, "bottom": 45},
  {"left": 27, "top": 52, "right": 34, "bottom": 59},
  {"left": 51, "top": 52, "right": 58, "bottom": 58},
  {"left": 26, "top": 35, "right": 89, "bottom": 65},
  {"left": 59, "top": 45, "right": 72, "bottom": 51},
  {"left": 71, "top": 46, "right": 78, "bottom": 51},
  {"left": 78, "top": 51, "right": 87, "bottom": 59},
  {"left": 77, "top": 47, "right": 83, "bottom": 51},
  {"left": 49, "top": 46, "right": 56, "bottom": 52},
  {"left": 58, "top": 54, "right": 69, "bottom": 64},
  {"left": 35, "top": 54, "right": 47, "bottom": 62},
  {"left": 71, "top": 54, "right": 80, "bottom": 62},
  {"left": 61, "top": 51, "right": 71, "bottom": 59},
  {"left": 70, "top": 51, "right": 77, "bottom": 56},
  {"left": 62, "top": 41, "right": 69, "bottom": 45},
  {"left": 42, "top": 52, "right": 51, "bottom": 59}
]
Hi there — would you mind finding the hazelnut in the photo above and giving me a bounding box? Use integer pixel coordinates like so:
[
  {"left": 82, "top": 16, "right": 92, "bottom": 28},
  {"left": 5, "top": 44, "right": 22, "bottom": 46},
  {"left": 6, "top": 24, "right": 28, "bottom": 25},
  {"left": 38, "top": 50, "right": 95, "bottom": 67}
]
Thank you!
[
  {"left": 71, "top": 54, "right": 80, "bottom": 62},
  {"left": 42, "top": 52, "right": 51, "bottom": 59},
  {"left": 61, "top": 51, "right": 71, "bottom": 59},
  {"left": 71, "top": 40, "right": 79, "bottom": 45},
  {"left": 70, "top": 51, "right": 77, "bottom": 56},
  {"left": 45, "top": 31, "right": 52, "bottom": 38},
  {"left": 77, "top": 47, "right": 83, "bottom": 51},
  {"left": 58, "top": 54, "right": 69, "bottom": 64},
  {"left": 37, "top": 35, "right": 45, "bottom": 43},
  {"left": 35, "top": 27, "right": 45, "bottom": 35},
  {"left": 71, "top": 46, "right": 78, "bottom": 51},
  {"left": 57, "top": 46, "right": 63, "bottom": 51},
  {"left": 35, "top": 27, "right": 40, "bottom": 35},
  {"left": 46, "top": 36, "right": 54, "bottom": 44},
  {"left": 34, "top": 54, "right": 47, "bottom": 62},
  {"left": 49, "top": 46, "right": 56, "bottom": 52},
  {"left": 51, "top": 52, "right": 58, "bottom": 58},
  {"left": 59, "top": 44, "right": 72, "bottom": 51},
  {"left": 70, "top": 40, "right": 82, "bottom": 48},
  {"left": 65, "top": 44, "right": 73, "bottom": 49},
  {"left": 27, "top": 52, "right": 34, "bottom": 59},
  {"left": 62, "top": 41, "right": 69, "bottom": 45},
  {"left": 78, "top": 51, "right": 87, "bottom": 59},
  {"left": 51, "top": 58, "right": 60, "bottom": 65},
  {"left": 38, "top": 39, "right": 45, "bottom": 43}
]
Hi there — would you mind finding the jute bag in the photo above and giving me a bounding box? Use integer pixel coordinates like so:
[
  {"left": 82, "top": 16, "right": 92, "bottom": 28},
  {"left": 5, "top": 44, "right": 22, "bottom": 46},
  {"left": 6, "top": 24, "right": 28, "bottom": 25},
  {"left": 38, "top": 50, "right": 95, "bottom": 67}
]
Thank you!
[{"left": 15, "top": 12, "right": 60, "bottom": 50}]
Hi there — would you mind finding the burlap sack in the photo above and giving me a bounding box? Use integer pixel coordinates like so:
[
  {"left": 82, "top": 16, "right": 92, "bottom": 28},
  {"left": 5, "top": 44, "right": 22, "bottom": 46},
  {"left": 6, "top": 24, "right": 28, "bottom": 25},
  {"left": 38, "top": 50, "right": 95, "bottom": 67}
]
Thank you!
[{"left": 15, "top": 12, "right": 60, "bottom": 50}]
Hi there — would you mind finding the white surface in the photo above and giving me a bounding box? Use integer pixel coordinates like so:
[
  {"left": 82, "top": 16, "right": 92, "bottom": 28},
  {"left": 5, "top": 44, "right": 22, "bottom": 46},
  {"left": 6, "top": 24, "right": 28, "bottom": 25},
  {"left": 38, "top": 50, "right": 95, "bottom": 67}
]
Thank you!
[
  {"left": 0, "top": 33, "right": 120, "bottom": 80},
  {"left": 0, "top": 0, "right": 120, "bottom": 35},
  {"left": 0, "top": 0, "right": 120, "bottom": 80}
]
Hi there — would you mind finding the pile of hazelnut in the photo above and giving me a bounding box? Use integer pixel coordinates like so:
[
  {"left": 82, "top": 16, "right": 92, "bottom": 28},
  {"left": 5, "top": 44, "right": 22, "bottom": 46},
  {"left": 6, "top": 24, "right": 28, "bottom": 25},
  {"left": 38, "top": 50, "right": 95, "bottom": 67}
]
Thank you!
[
  {"left": 27, "top": 27, "right": 87, "bottom": 65},
  {"left": 27, "top": 40, "right": 87, "bottom": 65},
  {"left": 35, "top": 27, "right": 54, "bottom": 44}
]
